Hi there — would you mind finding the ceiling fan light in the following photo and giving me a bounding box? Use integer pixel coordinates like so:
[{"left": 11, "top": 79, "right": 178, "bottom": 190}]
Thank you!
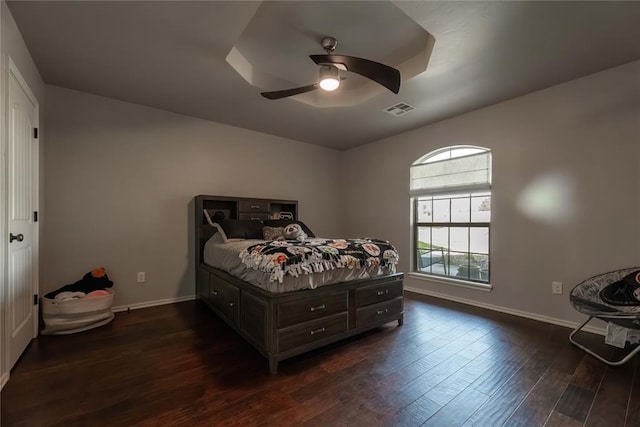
[
  {"left": 319, "top": 65, "right": 340, "bottom": 91},
  {"left": 319, "top": 77, "right": 339, "bottom": 91}
]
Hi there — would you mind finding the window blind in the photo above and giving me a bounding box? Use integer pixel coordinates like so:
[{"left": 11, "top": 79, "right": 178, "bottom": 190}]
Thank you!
[{"left": 410, "top": 152, "right": 491, "bottom": 195}]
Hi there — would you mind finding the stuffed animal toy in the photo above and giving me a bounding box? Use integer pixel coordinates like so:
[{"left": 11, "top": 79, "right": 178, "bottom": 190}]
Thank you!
[
  {"left": 45, "top": 267, "right": 114, "bottom": 299},
  {"left": 283, "top": 223, "right": 308, "bottom": 242}
]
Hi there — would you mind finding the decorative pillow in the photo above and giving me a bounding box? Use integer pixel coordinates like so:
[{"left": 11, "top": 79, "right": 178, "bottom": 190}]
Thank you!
[
  {"left": 263, "top": 226, "right": 284, "bottom": 241},
  {"left": 215, "top": 219, "right": 264, "bottom": 241},
  {"left": 263, "top": 220, "right": 315, "bottom": 238}
]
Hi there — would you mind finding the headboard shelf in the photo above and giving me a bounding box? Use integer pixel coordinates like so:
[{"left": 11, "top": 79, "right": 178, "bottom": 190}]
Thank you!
[{"left": 194, "top": 195, "right": 298, "bottom": 263}]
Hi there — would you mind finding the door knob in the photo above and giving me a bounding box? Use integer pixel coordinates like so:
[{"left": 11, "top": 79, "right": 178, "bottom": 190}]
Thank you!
[{"left": 9, "top": 233, "right": 23, "bottom": 243}]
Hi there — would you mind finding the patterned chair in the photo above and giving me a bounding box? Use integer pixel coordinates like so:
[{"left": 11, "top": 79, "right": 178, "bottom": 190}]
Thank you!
[{"left": 569, "top": 267, "right": 640, "bottom": 365}]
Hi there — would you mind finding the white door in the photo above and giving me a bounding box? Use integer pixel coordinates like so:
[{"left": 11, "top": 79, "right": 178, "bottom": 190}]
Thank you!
[{"left": 6, "top": 60, "right": 39, "bottom": 370}]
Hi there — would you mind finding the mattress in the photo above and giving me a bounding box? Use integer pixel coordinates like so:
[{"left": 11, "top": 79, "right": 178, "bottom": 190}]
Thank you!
[{"left": 203, "top": 237, "right": 393, "bottom": 293}]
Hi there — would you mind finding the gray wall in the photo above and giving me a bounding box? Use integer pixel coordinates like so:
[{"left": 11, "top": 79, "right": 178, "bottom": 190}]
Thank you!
[
  {"left": 1, "top": 0, "right": 45, "bottom": 386},
  {"left": 43, "top": 85, "right": 343, "bottom": 308},
  {"left": 342, "top": 60, "right": 640, "bottom": 326}
]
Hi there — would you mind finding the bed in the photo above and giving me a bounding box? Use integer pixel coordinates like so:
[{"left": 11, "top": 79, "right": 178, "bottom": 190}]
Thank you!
[{"left": 194, "top": 195, "right": 404, "bottom": 374}]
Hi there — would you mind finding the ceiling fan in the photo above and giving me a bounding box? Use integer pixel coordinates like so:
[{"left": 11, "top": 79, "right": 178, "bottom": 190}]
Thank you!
[{"left": 260, "top": 37, "right": 401, "bottom": 100}]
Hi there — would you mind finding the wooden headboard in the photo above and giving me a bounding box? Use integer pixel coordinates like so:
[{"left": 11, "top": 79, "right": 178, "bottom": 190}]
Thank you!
[{"left": 194, "top": 195, "right": 298, "bottom": 263}]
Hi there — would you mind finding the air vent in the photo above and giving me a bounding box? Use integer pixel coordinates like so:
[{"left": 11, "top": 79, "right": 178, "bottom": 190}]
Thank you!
[{"left": 383, "top": 102, "right": 415, "bottom": 116}]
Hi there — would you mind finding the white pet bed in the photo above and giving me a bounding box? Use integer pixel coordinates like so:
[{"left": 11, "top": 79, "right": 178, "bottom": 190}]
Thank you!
[{"left": 41, "top": 288, "right": 115, "bottom": 335}]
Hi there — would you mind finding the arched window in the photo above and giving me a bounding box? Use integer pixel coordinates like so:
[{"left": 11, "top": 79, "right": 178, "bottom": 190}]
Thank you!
[{"left": 411, "top": 146, "right": 491, "bottom": 284}]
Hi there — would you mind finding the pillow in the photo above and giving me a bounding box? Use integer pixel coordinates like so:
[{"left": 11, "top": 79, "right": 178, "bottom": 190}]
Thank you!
[
  {"left": 214, "top": 219, "right": 264, "bottom": 241},
  {"left": 263, "top": 220, "right": 315, "bottom": 238},
  {"left": 263, "top": 226, "right": 284, "bottom": 241}
]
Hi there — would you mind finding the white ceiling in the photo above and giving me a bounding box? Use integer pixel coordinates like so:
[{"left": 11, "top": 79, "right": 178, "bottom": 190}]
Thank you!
[{"left": 8, "top": 1, "right": 640, "bottom": 150}]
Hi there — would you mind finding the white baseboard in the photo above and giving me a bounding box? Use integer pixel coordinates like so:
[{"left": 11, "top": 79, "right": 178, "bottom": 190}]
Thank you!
[
  {"left": 1, "top": 372, "right": 9, "bottom": 391},
  {"left": 404, "top": 286, "right": 606, "bottom": 336},
  {"left": 112, "top": 295, "right": 196, "bottom": 313}
]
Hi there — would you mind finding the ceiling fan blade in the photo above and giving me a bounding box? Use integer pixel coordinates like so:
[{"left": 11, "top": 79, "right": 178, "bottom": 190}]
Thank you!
[
  {"left": 260, "top": 78, "right": 346, "bottom": 100},
  {"left": 261, "top": 83, "right": 319, "bottom": 100},
  {"left": 310, "top": 54, "right": 400, "bottom": 94}
]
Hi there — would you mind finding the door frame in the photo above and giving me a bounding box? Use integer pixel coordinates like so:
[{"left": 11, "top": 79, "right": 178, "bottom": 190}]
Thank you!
[{"left": 1, "top": 56, "right": 40, "bottom": 388}]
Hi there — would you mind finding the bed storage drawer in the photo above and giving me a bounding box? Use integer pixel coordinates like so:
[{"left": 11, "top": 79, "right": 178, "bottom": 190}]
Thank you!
[
  {"left": 355, "top": 297, "right": 403, "bottom": 328},
  {"left": 239, "top": 200, "right": 269, "bottom": 213},
  {"left": 238, "top": 212, "right": 270, "bottom": 221},
  {"left": 354, "top": 280, "right": 403, "bottom": 308},
  {"left": 277, "top": 312, "right": 348, "bottom": 352},
  {"left": 277, "top": 291, "right": 348, "bottom": 328},
  {"left": 210, "top": 275, "right": 240, "bottom": 326}
]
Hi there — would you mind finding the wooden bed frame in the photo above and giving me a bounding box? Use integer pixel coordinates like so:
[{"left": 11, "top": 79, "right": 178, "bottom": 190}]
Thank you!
[{"left": 194, "top": 195, "right": 404, "bottom": 374}]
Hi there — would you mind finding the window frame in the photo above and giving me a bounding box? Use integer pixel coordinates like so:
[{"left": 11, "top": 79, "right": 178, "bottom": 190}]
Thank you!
[
  {"left": 410, "top": 146, "right": 492, "bottom": 288},
  {"left": 413, "top": 193, "right": 491, "bottom": 284}
]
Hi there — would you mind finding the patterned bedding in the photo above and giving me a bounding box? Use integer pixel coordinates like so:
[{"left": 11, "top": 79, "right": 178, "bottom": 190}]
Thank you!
[{"left": 239, "top": 238, "right": 399, "bottom": 283}]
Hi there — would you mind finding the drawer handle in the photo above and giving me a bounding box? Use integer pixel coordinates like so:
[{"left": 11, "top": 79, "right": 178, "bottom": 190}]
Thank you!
[
  {"left": 310, "top": 304, "right": 326, "bottom": 312},
  {"left": 250, "top": 205, "right": 261, "bottom": 209},
  {"left": 211, "top": 290, "right": 218, "bottom": 296},
  {"left": 376, "top": 289, "right": 389, "bottom": 296},
  {"left": 310, "top": 327, "right": 326, "bottom": 335},
  {"left": 376, "top": 309, "right": 389, "bottom": 315},
  {"left": 228, "top": 302, "right": 235, "bottom": 307},
  {"left": 251, "top": 217, "right": 261, "bottom": 220}
]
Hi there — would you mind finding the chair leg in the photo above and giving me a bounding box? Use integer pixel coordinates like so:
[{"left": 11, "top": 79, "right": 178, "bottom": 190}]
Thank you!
[{"left": 569, "top": 316, "right": 640, "bottom": 366}]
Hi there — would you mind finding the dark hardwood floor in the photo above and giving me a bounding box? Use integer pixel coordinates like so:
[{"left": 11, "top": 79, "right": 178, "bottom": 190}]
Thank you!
[{"left": 2, "top": 292, "right": 639, "bottom": 426}]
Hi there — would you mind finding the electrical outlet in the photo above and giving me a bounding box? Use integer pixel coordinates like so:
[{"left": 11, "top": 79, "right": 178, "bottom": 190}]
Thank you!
[
  {"left": 137, "top": 272, "right": 146, "bottom": 283},
  {"left": 552, "top": 281, "right": 563, "bottom": 295}
]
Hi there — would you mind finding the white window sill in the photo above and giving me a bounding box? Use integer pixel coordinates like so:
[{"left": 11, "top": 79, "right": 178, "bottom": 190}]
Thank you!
[{"left": 407, "top": 272, "right": 493, "bottom": 292}]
